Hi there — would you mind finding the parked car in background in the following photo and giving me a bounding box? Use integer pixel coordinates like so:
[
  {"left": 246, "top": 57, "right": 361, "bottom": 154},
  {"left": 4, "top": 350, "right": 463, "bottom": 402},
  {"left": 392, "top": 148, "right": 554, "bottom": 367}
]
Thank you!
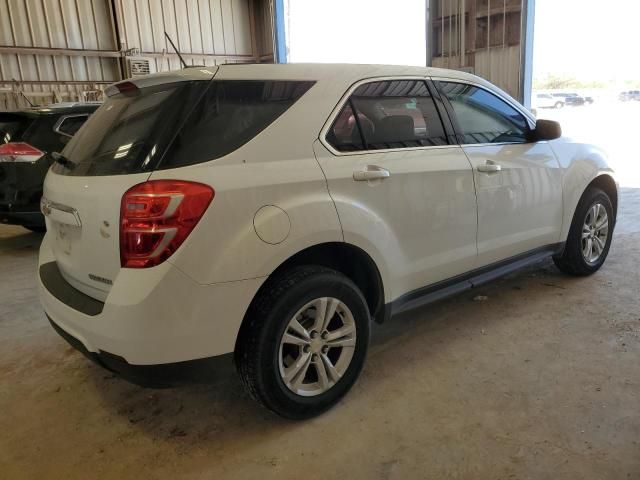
[
  {"left": 39, "top": 65, "right": 617, "bottom": 419},
  {"left": 552, "top": 92, "right": 585, "bottom": 107},
  {"left": 533, "top": 93, "right": 564, "bottom": 109},
  {"left": 619, "top": 90, "right": 640, "bottom": 101},
  {"left": 0, "top": 103, "right": 99, "bottom": 231},
  {"left": 583, "top": 95, "right": 594, "bottom": 105}
]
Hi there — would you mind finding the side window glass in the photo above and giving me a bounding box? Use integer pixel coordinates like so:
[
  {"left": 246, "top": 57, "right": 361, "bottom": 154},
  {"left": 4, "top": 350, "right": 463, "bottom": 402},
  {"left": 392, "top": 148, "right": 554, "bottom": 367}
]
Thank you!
[
  {"left": 56, "top": 115, "right": 88, "bottom": 137},
  {"left": 437, "top": 81, "right": 530, "bottom": 144},
  {"left": 326, "top": 102, "right": 365, "bottom": 152},
  {"left": 326, "top": 80, "right": 447, "bottom": 152}
]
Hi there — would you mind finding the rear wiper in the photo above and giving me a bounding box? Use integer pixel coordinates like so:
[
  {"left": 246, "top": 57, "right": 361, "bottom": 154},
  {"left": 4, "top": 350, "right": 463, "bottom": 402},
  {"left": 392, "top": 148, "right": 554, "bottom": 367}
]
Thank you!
[{"left": 51, "top": 151, "right": 75, "bottom": 170}]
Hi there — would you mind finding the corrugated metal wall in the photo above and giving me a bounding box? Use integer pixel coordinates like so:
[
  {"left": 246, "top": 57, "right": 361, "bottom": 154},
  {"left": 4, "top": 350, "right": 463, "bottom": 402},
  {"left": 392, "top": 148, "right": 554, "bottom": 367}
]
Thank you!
[
  {"left": 114, "top": 0, "right": 263, "bottom": 72},
  {"left": 0, "top": 0, "right": 119, "bottom": 108},
  {"left": 430, "top": 0, "right": 525, "bottom": 100},
  {"left": 257, "top": 0, "right": 275, "bottom": 58},
  {"left": 0, "top": 0, "right": 274, "bottom": 110}
]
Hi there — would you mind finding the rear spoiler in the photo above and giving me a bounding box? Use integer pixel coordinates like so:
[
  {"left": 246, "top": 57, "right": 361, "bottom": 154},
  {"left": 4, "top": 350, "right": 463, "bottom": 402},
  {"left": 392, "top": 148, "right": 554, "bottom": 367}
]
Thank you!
[{"left": 105, "top": 67, "right": 218, "bottom": 97}]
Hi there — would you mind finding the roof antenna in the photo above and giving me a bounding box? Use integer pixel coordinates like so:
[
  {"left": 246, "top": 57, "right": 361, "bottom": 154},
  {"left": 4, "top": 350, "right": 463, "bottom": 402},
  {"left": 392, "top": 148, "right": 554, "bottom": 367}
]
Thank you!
[{"left": 164, "top": 31, "right": 188, "bottom": 69}]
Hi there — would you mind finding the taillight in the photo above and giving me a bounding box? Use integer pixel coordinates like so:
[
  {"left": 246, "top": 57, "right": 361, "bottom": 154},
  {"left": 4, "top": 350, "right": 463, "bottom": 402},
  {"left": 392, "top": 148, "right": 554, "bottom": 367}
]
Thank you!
[
  {"left": 120, "top": 180, "right": 214, "bottom": 268},
  {"left": 105, "top": 81, "right": 139, "bottom": 97},
  {"left": 0, "top": 142, "right": 44, "bottom": 163}
]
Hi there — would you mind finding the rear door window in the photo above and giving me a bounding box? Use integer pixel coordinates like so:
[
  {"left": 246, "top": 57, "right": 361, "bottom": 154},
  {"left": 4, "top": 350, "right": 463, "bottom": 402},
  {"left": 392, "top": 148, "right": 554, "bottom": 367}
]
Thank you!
[
  {"left": 325, "top": 102, "right": 365, "bottom": 152},
  {"left": 327, "top": 80, "right": 447, "bottom": 152}
]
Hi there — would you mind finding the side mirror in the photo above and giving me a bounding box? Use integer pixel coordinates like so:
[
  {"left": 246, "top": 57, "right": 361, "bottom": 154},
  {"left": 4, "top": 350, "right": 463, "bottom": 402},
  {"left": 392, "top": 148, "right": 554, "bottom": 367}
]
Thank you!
[{"left": 532, "top": 119, "right": 561, "bottom": 141}]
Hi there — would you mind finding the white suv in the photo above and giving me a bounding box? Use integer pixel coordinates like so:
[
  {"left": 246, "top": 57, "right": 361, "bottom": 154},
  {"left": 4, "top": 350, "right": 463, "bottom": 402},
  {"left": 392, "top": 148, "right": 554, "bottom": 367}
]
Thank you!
[
  {"left": 533, "top": 92, "right": 564, "bottom": 109},
  {"left": 38, "top": 64, "right": 617, "bottom": 419}
]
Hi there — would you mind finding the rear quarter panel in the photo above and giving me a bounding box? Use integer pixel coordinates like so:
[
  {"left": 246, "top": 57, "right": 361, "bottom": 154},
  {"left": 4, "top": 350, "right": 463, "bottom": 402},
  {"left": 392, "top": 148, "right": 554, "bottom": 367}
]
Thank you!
[
  {"left": 148, "top": 75, "right": 351, "bottom": 285},
  {"left": 150, "top": 154, "right": 343, "bottom": 285}
]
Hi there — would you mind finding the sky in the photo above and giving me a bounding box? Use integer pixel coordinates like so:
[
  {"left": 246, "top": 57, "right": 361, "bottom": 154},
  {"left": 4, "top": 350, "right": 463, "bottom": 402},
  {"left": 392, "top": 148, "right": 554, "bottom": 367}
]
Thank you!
[{"left": 533, "top": 0, "right": 640, "bottom": 81}]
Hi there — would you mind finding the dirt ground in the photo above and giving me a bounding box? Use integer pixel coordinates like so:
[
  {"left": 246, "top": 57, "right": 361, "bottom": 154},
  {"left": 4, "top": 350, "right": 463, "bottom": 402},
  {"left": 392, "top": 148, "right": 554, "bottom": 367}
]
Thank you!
[{"left": 1, "top": 188, "right": 639, "bottom": 479}]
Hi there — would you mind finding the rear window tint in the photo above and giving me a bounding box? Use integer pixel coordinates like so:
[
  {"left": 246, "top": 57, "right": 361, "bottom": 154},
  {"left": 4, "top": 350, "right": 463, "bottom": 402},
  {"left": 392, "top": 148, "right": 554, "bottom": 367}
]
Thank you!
[
  {"left": 24, "top": 116, "right": 67, "bottom": 152},
  {"left": 54, "top": 80, "right": 314, "bottom": 176},
  {"left": 160, "top": 80, "right": 314, "bottom": 169},
  {"left": 54, "top": 81, "right": 207, "bottom": 176},
  {"left": 0, "top": 114, "right": 33, "bottom": 143}
]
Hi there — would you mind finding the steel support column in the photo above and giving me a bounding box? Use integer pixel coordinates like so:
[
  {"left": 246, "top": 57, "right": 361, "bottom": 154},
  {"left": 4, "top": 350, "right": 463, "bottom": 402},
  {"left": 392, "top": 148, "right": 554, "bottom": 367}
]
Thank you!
[
  {"left": 521, "top": 0, "right": 535, "bottom": 107},
  {"left": 273, "top": 0, "right": 287, "bottom": 63}
]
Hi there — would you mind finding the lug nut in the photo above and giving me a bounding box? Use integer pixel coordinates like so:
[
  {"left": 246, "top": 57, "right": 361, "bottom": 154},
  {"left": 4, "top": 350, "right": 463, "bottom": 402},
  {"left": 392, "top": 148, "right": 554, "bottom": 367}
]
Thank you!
[
  {"left": 310, "top": 331, "right": 318, "bottom": 339},
  {"left": 312, "top": 354, "right": 318, "bottom": 361},
  {"left": 322, "top": 346, "right": 329, "bottom": 354},
  {"left": 303, "top": 345, "right": 310, "bottom": 353},
  {"left": 321, "top": 331, "right": 328, "bottom": 340}
]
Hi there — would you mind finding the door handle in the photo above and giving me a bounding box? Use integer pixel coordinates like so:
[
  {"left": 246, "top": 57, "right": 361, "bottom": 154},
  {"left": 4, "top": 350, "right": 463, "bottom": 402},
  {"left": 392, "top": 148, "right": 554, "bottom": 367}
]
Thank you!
[
  {"left": 353, "top": 165, "right": 390, "bottom": 181},
  {"left": 476, "top": 161, "right": 502, "bottom": 173}
]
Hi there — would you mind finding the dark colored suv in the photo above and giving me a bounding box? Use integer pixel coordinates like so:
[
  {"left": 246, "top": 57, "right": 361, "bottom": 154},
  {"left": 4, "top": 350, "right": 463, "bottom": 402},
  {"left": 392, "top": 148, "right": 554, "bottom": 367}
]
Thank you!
[{"left": 0, "top": 103, "right": 99, "bottom": 231}]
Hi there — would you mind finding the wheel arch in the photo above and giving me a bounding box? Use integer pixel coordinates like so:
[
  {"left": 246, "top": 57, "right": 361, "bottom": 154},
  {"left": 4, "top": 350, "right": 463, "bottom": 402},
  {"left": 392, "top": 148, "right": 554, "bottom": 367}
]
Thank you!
[
  {"left": 234, "top": 242, "right": 386, "bottom": 353},
  {"left": 586, "top": 174, "right": 618, "bottom": 223}
]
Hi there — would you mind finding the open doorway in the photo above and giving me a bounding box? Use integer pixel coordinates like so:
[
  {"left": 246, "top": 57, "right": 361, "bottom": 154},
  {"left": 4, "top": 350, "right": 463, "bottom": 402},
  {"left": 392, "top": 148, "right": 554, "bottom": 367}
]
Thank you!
[
  {"left": 532, "top": 0, "right": 640, "bottom": 188},
  {"left": 284, "top": 0, "right": 426, "bottom": 66}
]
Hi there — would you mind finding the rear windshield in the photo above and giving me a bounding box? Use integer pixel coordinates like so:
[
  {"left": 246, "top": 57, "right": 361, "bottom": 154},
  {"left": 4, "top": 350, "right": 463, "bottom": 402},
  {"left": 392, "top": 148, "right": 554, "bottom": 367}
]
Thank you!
[
  {"left": 54, "top": 79, "right": 314, "bottom": 176},
  {"left": 0, "top": 113, "right": 33, "bottom": 143},
  {"left": 54, "top": 81, "right": 205, "bottom": 176},
  {"left": 159, "top": 80, "right": 314, "bottom": 170}
]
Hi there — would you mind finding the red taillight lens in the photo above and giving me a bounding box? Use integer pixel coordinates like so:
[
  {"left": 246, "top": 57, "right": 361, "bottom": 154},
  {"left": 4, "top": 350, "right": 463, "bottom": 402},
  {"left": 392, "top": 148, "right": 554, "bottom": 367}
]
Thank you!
[
  {"left": 120, "top": 180, "right": 214, "bottom": 268},
  {"left": 116, "top": 81, "right": 139, "bottom": 93},
  {"left": 0, "top": 142, "right": 44, "bottom": 163}
]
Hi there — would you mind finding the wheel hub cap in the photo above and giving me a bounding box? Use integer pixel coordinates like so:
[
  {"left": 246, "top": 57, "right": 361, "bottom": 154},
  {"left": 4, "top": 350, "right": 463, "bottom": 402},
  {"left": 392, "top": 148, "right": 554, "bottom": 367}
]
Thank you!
[
  {"left": 309, "top": 334, "right": 323, "bottom": 354},
  {"left": 278, "top": 297, "right": 357, "bottom": 397},
  {"left": 581, "top": 202, "right": 609, "bottom": 265}
]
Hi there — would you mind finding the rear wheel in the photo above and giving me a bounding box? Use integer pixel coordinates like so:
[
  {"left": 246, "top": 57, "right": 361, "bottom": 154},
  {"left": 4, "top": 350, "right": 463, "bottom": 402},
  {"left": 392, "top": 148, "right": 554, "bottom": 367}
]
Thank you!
[
  {"left": 236, "top": 266, "right": 370, "bottom": 419},
  {"left": 554, "top": 187, "right": 614, "bottom": 276}
]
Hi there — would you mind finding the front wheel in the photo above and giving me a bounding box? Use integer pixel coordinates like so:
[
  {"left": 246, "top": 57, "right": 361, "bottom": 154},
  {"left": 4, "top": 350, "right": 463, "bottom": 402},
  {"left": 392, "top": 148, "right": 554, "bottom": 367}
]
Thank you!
[
  {"left": 236, "top": 266, "right": 370, "bottom": 419},
  {"left": 554, "top": 187, "right": 614, "bottom": 276}
]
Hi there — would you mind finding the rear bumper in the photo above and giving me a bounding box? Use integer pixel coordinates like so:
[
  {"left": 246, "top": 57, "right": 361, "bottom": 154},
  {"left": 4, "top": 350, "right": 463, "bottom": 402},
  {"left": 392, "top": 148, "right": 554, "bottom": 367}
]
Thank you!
[
  {"left": 0, "top": 159, "right": 49, "bottom": 227},
  {"left": 38, "top": 233, "right": 265, "bottom": 367},
  {"left": 48, "top": 315, "right": 231, "bottom": 387}
]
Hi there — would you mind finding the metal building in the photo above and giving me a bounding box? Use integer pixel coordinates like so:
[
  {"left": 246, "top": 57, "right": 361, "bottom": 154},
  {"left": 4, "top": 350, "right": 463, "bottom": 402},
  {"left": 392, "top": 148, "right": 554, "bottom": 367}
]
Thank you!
[
  {"left": 0, "top": 0, "right": 534, "bottom": 110},
  {"left": 428, "top": 0, "right": 534, "bottom": 102},
  {"left": 0, "top": 0, "right": 276, "bottom": 109}
]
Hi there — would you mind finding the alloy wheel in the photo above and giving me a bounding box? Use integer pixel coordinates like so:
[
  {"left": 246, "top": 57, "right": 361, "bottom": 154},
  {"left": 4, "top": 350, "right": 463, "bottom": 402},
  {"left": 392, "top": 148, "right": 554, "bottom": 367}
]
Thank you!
[
  {"left": 581, "top": 202, "right": 609, "bottom": 264},
  {"left": 278, "top": 297, "right": 357, "bottom": 397}
]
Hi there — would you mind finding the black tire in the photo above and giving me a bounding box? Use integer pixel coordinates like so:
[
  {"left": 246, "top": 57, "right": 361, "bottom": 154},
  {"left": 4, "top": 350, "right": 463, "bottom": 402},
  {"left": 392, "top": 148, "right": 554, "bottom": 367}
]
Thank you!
[
  {"left": 553, "top": 187, "right": 614, "bottom": 276},
  {"left": 24, "top": 225, "right": 46, "bottom": 233},
  {"left": 235, "top": 265, "right": 370, "bottom": 419}
]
